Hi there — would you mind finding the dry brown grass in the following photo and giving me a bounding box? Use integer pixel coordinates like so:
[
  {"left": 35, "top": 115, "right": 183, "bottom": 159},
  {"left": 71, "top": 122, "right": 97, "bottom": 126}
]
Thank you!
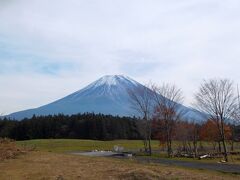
[
  {"left": 0, "top": 138, "right": 27, "bottom": 161},
  {"left": 0, "top": 151, "right": 239, "bottom": 180}
]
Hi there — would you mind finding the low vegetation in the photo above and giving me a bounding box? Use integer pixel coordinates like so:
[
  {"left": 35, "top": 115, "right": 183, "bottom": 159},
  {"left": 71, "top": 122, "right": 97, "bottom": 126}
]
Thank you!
[
  {"left": 0, "top": 139, "right": 238, "bottom": 179},
  {"left": 16, "top": 139, "right": 160, "bottom": 153},
  {"left": 0, "top": 151, "right": 239, "bottom": 180},
  {"left": 17, "top": 139, "right": 240, "bottom": 164}
]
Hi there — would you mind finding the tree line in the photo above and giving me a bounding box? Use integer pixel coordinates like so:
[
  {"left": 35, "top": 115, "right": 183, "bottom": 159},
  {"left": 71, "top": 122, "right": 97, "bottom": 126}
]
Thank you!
[
  {"left": 0, "top": 113, "right": 141, "bottom": 140},
  {"left": 0, "top": 112, "right": 239, "bottom": 159},
  {"left": 1, "top": 112, "right": 239, "bottom": 144}
]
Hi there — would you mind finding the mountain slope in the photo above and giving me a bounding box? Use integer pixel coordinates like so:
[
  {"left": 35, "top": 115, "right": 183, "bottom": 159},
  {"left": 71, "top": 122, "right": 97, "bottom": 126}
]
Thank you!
[{"left": 7, "top": 75, "right": 203, "bottom": 121}]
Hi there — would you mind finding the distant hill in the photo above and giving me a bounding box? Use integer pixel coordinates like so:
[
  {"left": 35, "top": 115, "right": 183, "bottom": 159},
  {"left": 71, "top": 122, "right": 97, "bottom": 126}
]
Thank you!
[{"left": 6, "top": 75, "right": 204, "bottom": 121}]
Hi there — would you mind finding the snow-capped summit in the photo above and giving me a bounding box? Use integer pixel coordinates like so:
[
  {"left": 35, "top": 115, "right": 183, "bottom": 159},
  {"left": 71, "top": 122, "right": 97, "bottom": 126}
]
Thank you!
[
  {"left": 7, "top": 75, "right": 204, "bottom": 121},
  {"left": 89, "top": 75, "right": 139, "bottom": 86},
  {"left": 63, "top": 75, "right": 141, "bottom": 101},
  {"left": 77, "top": 75, "right": 140, "bottom": 93}
]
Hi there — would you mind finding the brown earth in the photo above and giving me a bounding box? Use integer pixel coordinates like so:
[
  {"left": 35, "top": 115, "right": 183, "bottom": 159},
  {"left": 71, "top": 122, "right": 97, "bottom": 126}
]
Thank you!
[{"left": 0, "top": 151, "right": 239, "bottom": 180}]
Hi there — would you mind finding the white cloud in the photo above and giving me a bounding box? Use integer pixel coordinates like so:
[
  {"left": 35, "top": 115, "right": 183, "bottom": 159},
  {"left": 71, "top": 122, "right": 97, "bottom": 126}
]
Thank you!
[{"left": 0, "top": 0, "right": 240, "bottom": 114}]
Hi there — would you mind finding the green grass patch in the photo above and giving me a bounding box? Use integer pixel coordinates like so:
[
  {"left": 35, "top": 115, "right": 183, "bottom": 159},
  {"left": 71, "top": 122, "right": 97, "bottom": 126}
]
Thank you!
[
  {"left": 16, "top": 139, "right": 240, "bottom": 165},
  {"left": 16, "top": 139, "right": 160, "bottom": 153}
]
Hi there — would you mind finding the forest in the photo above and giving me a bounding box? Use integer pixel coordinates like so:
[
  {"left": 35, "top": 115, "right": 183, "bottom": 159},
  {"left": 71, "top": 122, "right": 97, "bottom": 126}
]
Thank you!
[
  {"left": 0, "top": 113, "right": 141, "bottom": 140},
  {"left": 0, "top": 113, "right": 239, "bottom": 147}
]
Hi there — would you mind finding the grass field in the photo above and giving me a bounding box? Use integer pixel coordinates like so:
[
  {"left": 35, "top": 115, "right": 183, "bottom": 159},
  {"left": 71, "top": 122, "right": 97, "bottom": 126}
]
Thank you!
[
  {"left": 0, "top": 139, "right": 238, "bottom": 179},
  {"left": 16, "top": 139, "right": 160, "bottom": 153},
  {"left": 16, "top": 139, "right": 240, "bottom": 164},
  {"left": 1, "top": 151, "right": 239, "bottom": 180},
  {"left": 17, "top": 139, "right": 240, "bottom": 153}
]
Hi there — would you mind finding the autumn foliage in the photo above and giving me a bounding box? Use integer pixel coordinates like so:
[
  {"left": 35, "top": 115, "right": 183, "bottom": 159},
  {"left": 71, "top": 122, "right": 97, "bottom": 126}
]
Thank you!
[{"left": 199, "top": 119, "right": 232, "bottom": 142}]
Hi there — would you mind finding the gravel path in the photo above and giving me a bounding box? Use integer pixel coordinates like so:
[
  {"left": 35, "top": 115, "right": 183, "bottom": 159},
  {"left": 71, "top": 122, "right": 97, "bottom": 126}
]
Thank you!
[
  {"left": 71, "top": 151, "right": 122, "bottom": 157},
  {"left": 134, "top": 156, "right": 240, "bottom": 174},
  {"left": 71, "top": 151, "right": 240, "bottom": 174}
]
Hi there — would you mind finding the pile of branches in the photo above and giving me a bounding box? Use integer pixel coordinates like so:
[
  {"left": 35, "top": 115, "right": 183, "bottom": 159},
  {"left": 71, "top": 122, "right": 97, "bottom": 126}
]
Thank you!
[
  {"left": 0, "top": 138, "right": 27, "bottom": 161},
  {"left": 174, "top": 151, "right": 240, "bottom": 160}
]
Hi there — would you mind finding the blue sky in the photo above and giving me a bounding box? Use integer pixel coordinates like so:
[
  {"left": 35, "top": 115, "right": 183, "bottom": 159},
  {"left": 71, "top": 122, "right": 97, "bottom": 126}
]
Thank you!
[{"left": 0, "top": 0, "right": 240, "bottom": 114}]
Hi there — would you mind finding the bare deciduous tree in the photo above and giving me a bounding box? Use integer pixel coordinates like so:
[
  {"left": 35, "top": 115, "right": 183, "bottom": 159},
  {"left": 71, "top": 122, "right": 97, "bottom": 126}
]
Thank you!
[
  {"left": 152, "top": 83, "right": 185, "bottom": 157},
  {"left": 233, "top": 85, "right": 240, "bottom": 123},
  {"left": 190, "top": 122, "right": 200, "bottom": 158},
  {"left": 128, "top": 84, "right": 154, "bottom": 155},
  {"left": 194, "top": 79, "right": 237, "bottom": 162},
  {"left": 175, "top": 121, "right": 200, "bottom": 158}
]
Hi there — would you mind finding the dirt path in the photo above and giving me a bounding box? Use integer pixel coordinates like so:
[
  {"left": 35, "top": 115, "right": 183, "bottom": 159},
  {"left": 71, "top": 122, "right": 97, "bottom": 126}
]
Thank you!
[
  {"left": 71, "top": 151, "right": 240, "bottom": 174},
  {"left": 134, "top": 157, "right": 240, "bottom": 174}
]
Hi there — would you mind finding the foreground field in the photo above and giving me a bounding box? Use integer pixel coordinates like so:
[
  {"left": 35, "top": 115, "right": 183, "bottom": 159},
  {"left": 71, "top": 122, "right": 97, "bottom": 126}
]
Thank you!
[
  {"left": 1, "top": 151, "right": 239, "bottom": 180},
  {"left": 0, "top": 139, "right": 235, "bottom": 179}
]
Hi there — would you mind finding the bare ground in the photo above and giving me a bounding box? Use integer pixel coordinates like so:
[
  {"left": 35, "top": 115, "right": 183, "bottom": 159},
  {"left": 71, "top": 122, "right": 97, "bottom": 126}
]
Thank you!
[{"left": 0, "top": 151, "right": 239, "bottom": 180}]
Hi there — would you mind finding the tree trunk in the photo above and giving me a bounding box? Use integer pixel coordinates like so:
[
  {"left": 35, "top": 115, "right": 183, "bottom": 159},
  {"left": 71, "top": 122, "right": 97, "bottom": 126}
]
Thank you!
[
  {"left": 147, "top": 120, "right": 152, "bottom": 156},
  {"left": 143, "top": 139, "right": 148, "bottom": 152},
  {"left": 212, "top": 142, "right": 216, "bottom": 151},
  {"left": 166, "top": 129, "right": 172, "bottom": 158},
  {"left": 218, "top": 141, "right": 222, "bottom": 153},
  {"left": 222, "top": 139, "right": 228, "bottom": 162},
  {"left": 221, "top": 119, "right": 228, "bottom": 162},
  {"left": 193, "top": 140, "right": 198, "bottom": 158},
  {"left": 231, "top": 126, "right": 235, "bottom": 151},
  {"left": 148, "top": 136, "right": 152, "bottom": 156},
  {"left": 188, "top": 142, "right": 192, "bottom": 154},
  {"left": 167, "top": 139, "right": 172, "bottom": 157},
  {"left": 231, "top": 141, "right": 234, "bottom": 151}
]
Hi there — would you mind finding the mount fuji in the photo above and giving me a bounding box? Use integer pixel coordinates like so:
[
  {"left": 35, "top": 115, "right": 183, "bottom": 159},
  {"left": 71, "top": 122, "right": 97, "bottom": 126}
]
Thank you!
[{"left": 6, "top": 75, "right": 203, "bottom": 121}]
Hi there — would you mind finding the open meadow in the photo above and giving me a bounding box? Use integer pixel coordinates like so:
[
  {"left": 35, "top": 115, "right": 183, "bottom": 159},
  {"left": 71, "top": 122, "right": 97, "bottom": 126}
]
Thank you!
[
  {"left": 16, "top": 139, "right": 240, "bottom": 164},
  {"left": 0, "top": 139, "right": 239, "bottom": 180},
  {"left": 16, "top": 139, "right": 160, "bottom": 153}
]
